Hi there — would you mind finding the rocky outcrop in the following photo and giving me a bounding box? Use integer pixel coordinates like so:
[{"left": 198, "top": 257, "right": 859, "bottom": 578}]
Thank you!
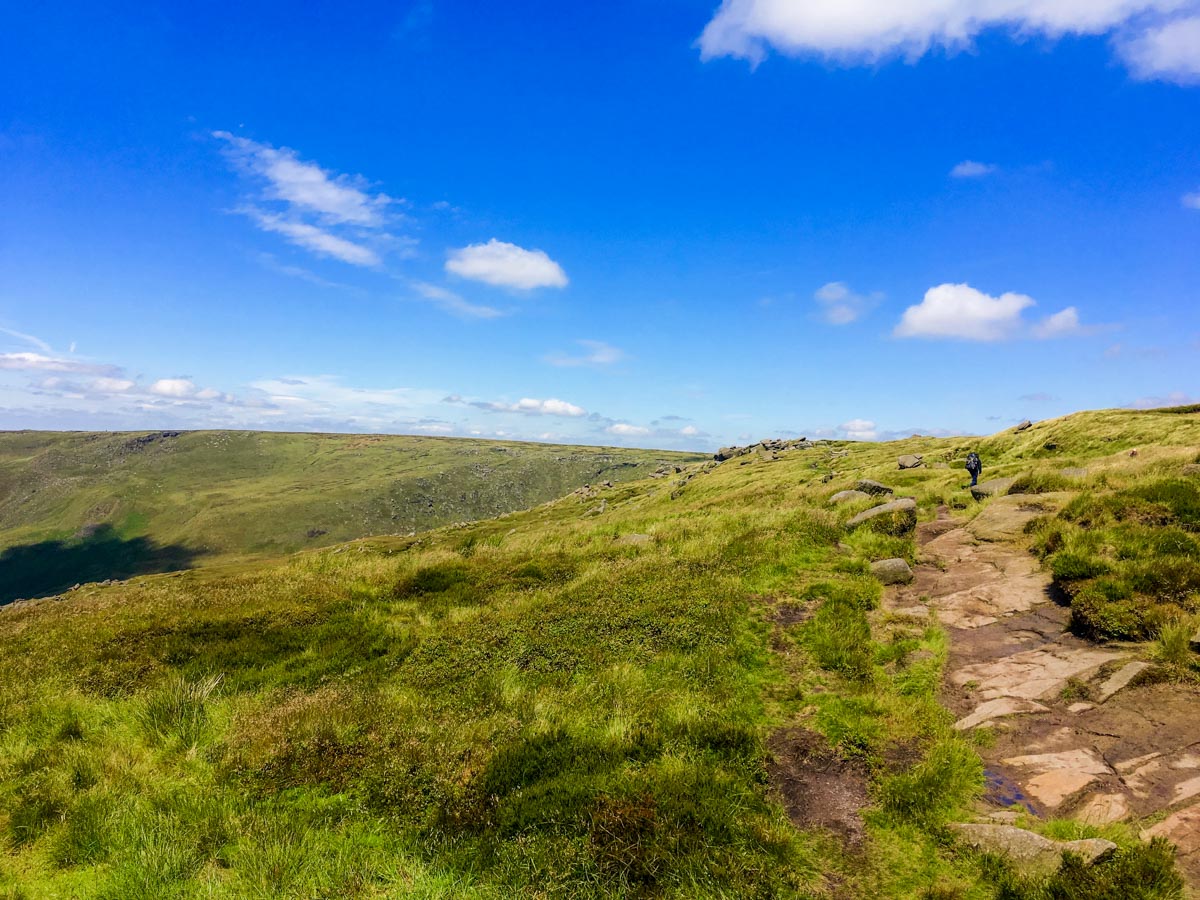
[
  {"left": 714, "top": 438, "right": 815, "bottom": 462},
  {"left": 897, "top": 454, "right": 924, "bottom": 469},
  {"left": 1015, "top": 420, "right": 1033, "bottom": 432},
  {"left": 948, "top": 824, "right": 1115, "bottom": 876},
  {"left": 870, "top": 558, "right": 913, "bottom": 585},
  {"left": 856, "top": 479, "right": 894, "bottom": 496},
  {"left": 847, "top": 498, "right": 917, "bottom": 534},
  {"left": 970, "top": 477, "right": 1016, "bottom": 501}
]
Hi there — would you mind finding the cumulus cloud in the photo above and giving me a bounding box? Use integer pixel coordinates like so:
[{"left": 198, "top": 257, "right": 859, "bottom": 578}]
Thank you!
[
  {"left": 839, "top": 418, "right": 878, "bottom": 440},
  {"left": 0, "top": 352, "right": 120, "bottom": 376},
  {"left": 446, "top": 239, "right": 568, "bottom": 290},
  {"left": 951, "top": 160, "right": 998, "bottom": 178},
  {"left": 608, "top": 423, "right": 651, "bottom": 437},
  {"left": 149, "top": 378, "right": 198, "bottom": 398},
  {"left": 1119, "top": 15, "right": 1200, "bottom": 83},
  {"left": 814, "top": 282, "right": 880, "bottom": 325},
  {"left": 1031, "top": 306, "right": 1084, "bottom": 339},
  {"left": 411, "top": 281, "right": 504, "bottom": 320},
  {"left": 697, "top": 0, "right": 1198, "bottom": 83},
  {"left": 214, "top": 132, "right": 392, "bottom": 226},
  {"left": 544, "top": 340, "right": 625, "bottom": 367},
  {"left": 894, "top": 283, "right": 1087, "bottom": 342}
]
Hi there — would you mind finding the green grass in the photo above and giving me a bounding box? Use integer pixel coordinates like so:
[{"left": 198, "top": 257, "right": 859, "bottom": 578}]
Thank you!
[
  {"left": 0, "top": 430, "right": 700, "bottom": 603},
  {"left": 2, "top": 407, "right": 1198, "bottom": 897}
]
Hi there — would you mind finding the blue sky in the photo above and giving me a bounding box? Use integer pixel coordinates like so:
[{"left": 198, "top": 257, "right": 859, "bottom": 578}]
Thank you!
[{"left": 2, "top": 0, "right": 1198, "bottom": 450}]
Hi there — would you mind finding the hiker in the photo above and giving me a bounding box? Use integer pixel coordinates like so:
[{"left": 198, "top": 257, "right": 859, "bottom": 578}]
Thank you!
[{"left": 965, "top": 451, "right": 982, "bottom": 487}]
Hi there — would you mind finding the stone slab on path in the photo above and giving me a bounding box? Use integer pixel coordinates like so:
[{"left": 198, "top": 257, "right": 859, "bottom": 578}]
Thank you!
[
  {"left": 967, "top": 493, "right": 1074, "bottom": 542},
  {"left": 950, "top": 645, "right": 1122, "bottom": 702},
  {"left": 1143, "top": 802, "right": 1200, "bottom": 887},
  {"left": 954, "top": 697, "right": 1049, "bottom": 731},
  {"left": 1094, "top": 661, "right": 1152, "bottom": 703}
]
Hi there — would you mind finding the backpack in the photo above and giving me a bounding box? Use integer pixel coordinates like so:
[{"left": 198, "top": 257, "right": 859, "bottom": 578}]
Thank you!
[{"left": 966, "top": 452, "right": 981, "bottom": 472}]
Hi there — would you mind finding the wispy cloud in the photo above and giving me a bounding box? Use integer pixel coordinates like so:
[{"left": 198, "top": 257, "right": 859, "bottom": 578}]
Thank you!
[
  {"left": 951, "top": 160, "right": 998, "bottom": 178},
  {"left": 446, "top": 239, "right": 568, "bottom": 290},
  {"left": 544, "top": 340, "right": 625, "bottom": 367},
  {"left": 0, "top": 352, "right": 122, "bottom": 376},
  {"left": 410, "top": 281, "right": 504, "bottom": 319},
  {"left": 0, "top": 327, "right": 52, "bottom": 353},
  {"left": 813, "top": 282, "right": 881, "bottom": 325},
  {"left": 214, "top": 131, "right": 404, "bottom": 268},
  {"left": 447, "top": 395, "right": 588, "bottom": 417}
]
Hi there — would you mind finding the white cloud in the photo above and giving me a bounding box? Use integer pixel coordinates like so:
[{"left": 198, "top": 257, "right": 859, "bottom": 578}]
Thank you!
[
  {"left": 90, "top": 377, "right": 135, "bottom": 393},
  {"left": 680, "top": 425, "right": 700, "bottom": 436},
  {"left": 544, "top": 340, "right": 625, "bottom": 367},
  {"left": 242, "top": 209, "right": 381, "bottom": 267},
  {"left": 1119, "top": 15, "right": 1200, "bottom": 82},
  {"left": 446, "top": 239, "right": 568, "bottom": 290},
  {"left": 839, "top": 418, "right": 878, "bottom": 440},
  {"left": 1126, "top": 390, "right": 1200, "bottom": 409},
  {"left": 491, "top": 398, "right": 587, "bottom": 417},
  {"left": 895, "top": 283, "right": 1039, "bottom": 341},
  {"left": 608, "top": 423, "right": 651, "bottom": 437},
  {"left": 0, "top": 327, "right": 52, "bottom": 353},
  {"left": 150, "top": 378, "right": 198, "bottom": 398},
  {"left": 814, "top": 282, "right": 880, "bottom": 325},
  {"left": 697, "top": 0, "right": 1196, "bottom": 82},
  {"left": 1032, "top": 306, "right": 1083, "bottom": 339},
  {"left": 1184, "top": 191, "right": 1200, "bottom": 209},
  {"left": 214, "top": 132, "right": 392, "bottom": 226},
  {"left": 0, "top": 352, "right": 119, "bottom": 376},
  {"left": 951, "top": 160, "right": 998, "bottom": 178},
  {"left": 410, "top": 281, "right": 504, "bottom": 320}
]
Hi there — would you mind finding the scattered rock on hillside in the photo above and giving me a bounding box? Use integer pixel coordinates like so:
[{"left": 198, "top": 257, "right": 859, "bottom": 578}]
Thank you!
[
  {"left": 847, "top": 498, "right": 917, "bottom": 533},
  {"left": 830, "top": 490, "right": 871, "bottom": 504},
  {"left": 1015, "top": 420, "right": 1033, "bottom": 432},
  {"left": 856, "top": 479, "right": 894, "bottom": 496},
  {"left": 948, "top": 824, "right": 1115, "bottom": 876},
  {"left": 898, "top": 454, "right": 924, "bottom": 470},
  {"left": 714, "top": 438, "right": 814, "bottom": 462},
  {"left": 870, "top": 558, "right": 913, "bottom": 585},
  {"left": 970, "top": 478, "right": 1017, "bottom": 501}
]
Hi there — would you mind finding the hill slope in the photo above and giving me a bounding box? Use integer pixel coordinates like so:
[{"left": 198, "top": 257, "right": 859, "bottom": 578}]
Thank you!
[
  {"left": 0, "top": 430, "right": 701, "bottom": 603},
  {"left": 1, "top": 407, "right": 1197, "bottom": 898}
]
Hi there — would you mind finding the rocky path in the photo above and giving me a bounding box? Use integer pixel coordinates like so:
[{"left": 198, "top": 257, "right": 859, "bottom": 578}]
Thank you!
[{"left": 887, "top": 503, "right": 1200, "bottom": 890}]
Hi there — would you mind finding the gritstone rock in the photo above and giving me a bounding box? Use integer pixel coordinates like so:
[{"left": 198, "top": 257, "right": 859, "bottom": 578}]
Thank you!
[
  {"left": 1015, "top": 420, "right": 1033, "bottom": 432},
  {"left": 870, "top": 558, "right": 913, "bottom": 585},
  {"left": 897, "top": 454, "right": 924, "bottom": 469},
  {"left": 847, "top": 498, "right": 917, "bottom": 534},
  {"left": 948, "top": 824, "right": 1115, "bottom": 876},
  {"left": 970, "top": 477, "right": 1017, "bottom": 501},
  {"left": 856, "top": 479, "right": 894, "bottom": 496},
  {"left": 830, "top": 490, "right": 871, "bottom": 504}
]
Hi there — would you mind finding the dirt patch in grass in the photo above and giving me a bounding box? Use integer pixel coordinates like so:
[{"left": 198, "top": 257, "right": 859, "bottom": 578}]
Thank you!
[{"left": 767, "top": 726, "right": 869, "bottom": 847}]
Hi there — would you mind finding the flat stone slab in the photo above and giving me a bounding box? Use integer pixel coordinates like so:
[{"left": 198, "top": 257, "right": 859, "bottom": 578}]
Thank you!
[
  {"left": 1077, "top": 792, "right": 1131, "bottom": 825},
  {"left": 1095, "top": 661, "right": 1151, "bottom": 703},
  {"left": 967, "top": 493, "right": 1074, "bottom": 542},
  {"left": 951, "top": 646, "right": 1122, "bottom": 701},
  {"left": 1002, "top": 748, "right": 1114, "bottom": 808},
  {"left": 1143, "top": 802, "right": 1200, "bottom": 884},
  {"left": 949, "top": 824, "right": 1115, "bottom": 876},
  {"left": 954, "top": 697, "right": 1049, "bottom": 731}
]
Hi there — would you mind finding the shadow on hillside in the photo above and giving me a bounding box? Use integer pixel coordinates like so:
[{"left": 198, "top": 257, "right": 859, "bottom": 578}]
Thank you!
[{"left": 0, "top": 524, "right": 202, "bottom": 605}]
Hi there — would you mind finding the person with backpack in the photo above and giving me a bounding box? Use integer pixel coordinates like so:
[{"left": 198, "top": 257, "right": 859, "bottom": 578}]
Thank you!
[{"left": 965, "top": 451, "right": 982, "bottom": 487}]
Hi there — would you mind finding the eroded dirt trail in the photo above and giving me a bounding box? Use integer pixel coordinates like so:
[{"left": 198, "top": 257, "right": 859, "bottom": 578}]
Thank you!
[{"left": 887, "top": 505, "right": 1200, "bottom": 888}]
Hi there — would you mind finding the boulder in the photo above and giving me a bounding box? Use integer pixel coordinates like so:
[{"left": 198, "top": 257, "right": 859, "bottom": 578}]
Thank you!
[
  {"left": 898, "top": 454, "right": 924, "bottom": 470},
  {"left": 830, "top": 490, "right": 871, "bottom": 504},
  {"left": 847, "top": 498, "right": 917, "bottom": 535},
  {"left": 948, "top": 824, "right": 1116, "bottom": 877},
  {"left": 856, "top": 479, "right": 894, "bottom": 496},
  {"left": 870, "top": 558, "right": 913, "bottom": 585},
  {"left": 1015, "top": 420, "right": 1033, "bottom": 432},
  {"left": 970, "top": 477, "right": 1017, "bottom": 501}
]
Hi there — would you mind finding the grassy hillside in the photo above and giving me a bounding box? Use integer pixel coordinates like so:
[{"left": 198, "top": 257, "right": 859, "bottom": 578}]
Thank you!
[
  {"left": 0, "top": 430, "right": 700, "bottom": 603},
  {"left": 0, "top": 408, "right": 1197, "bottom": 898}
]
